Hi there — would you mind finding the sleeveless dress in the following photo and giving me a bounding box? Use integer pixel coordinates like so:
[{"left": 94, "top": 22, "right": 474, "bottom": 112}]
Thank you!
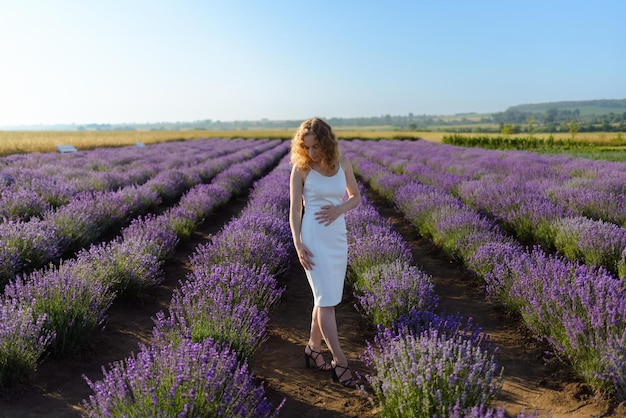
[{"left": 301, "top": 165, "right": 347, "bottom": 307}]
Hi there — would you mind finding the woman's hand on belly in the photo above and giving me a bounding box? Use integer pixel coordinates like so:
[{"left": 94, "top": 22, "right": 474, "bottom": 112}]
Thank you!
[{"left": 315, "top": 204, "right": 341, "bottom": 226}]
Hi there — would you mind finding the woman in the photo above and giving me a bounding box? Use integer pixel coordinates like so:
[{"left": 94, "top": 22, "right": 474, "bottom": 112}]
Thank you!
[{"left": 289, "top": 117, "right": 361, "bottom": 388}]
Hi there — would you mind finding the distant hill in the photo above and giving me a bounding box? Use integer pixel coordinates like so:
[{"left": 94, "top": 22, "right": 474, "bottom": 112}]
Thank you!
[
  {"left": 3, "top": 99, "right": 624, "bottom": 132},
  {"left": 507, "top": 99, "right": 626, "bottom": 116}
]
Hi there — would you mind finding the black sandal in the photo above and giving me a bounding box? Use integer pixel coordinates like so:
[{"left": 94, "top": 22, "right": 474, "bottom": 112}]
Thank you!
[
  {"left": 304, "top": 345, "right": 332, "bottom": 371},
  {"left": 331, "top": 362, "right": 360, "bottom": 388}
]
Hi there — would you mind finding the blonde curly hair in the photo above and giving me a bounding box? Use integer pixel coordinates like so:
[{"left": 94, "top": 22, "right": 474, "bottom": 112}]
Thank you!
[{"left": 290, "top": 117, "right": 340, "bottom": 172}]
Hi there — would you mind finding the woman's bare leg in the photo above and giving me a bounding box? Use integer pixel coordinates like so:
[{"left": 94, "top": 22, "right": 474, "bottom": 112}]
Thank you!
[
  {"left": 306, "top": 306, "right": 329, "bottom": 369},
  {"left": 307, "top": 305, "right": 324, "bottom": 349},
  {"left": 316, "top": 306, "right": 354, "bottom": 381}
]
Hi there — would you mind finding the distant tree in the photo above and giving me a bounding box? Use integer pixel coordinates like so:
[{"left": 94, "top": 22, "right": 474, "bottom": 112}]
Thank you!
[
  {"left": 526, "top": 115, "right": 536, "bottom": 133},
  {"left": 568, "top": 120, "right": 579, "bottom": 140},
  {"left": 544, "top": 108, "right": 558, "bottom": 124}
]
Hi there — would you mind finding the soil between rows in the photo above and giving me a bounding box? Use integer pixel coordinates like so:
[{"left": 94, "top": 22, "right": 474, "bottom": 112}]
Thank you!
[{"left": 0, "top": 186, "right": 623, "bottom": 417}]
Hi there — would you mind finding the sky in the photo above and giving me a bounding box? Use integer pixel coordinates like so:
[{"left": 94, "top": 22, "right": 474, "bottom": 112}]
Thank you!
[{"left": 1, "top": 0, "right": 624, "bottom": 126}]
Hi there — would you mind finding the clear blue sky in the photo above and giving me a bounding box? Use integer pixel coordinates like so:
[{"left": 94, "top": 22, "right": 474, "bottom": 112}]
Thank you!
[{"left": 1, "top": 0, "right": 624, "bottom": 126}]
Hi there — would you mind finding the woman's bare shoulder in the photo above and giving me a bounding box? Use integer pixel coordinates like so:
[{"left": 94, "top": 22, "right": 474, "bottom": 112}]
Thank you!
[
  {"left": 291, "top": 164, "right": 309, "bottom": 182},
  {"left": 339, "top": 155, "right": 353, "bottom": 169}
]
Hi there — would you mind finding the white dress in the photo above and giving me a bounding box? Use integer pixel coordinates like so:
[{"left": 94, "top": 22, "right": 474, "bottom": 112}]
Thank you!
[{"left": 301, "top": 165, "right": 347, "bottom": 307}]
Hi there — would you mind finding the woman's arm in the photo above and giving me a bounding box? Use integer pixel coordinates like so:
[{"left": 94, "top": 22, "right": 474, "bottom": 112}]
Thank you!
[
  {"left": 289, "top": 164, "right": 304, "bottom": 245},
  {"left": 290, "top": 165, "right": 314, "bottom": 270},
  {"left": 339, "top": 155, "right": 361, "bottom": 213}
]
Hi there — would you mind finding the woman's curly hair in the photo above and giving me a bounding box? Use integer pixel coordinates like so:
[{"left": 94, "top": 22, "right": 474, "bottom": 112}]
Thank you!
[{"left": 290, "top": 117, "right": 341, "bottom": 172}]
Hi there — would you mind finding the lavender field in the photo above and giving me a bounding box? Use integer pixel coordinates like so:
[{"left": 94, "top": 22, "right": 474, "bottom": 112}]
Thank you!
[{"left": 1, "top": 138, "right": 624, "bottom": 417}]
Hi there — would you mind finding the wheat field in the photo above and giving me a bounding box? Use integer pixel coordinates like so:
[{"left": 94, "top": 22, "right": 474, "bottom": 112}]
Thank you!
[{"left": 0, "top": 129, "right": 618, "bottom": 156}]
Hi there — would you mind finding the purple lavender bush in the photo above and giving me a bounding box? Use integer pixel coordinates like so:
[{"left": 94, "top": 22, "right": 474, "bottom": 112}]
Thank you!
[
  {"left": 47, "top": 191, "right": 124, "bottom": 253},
  {"left": 3, "top": 263, "right": 115, "bottom": 357},
  {"left": 472, "top": 243, "right": 626, "bottom": 398},
  {"left": 246, "top": 171, "right": 291, "bottom": 218},
  {"left": 177, "top": 183, "right": 231, "bottom": 224},
  {"left": 23, "top": 175, "right": 78, "bottom": 208},
  {"left": 347, "top": 223, "right": 413, "bottom": 282},
  {"left": 0, "top": 242, "right": 20, "bottom": 290},
  {"left": 548, "top": 186, "right": 626, "bottom": 227},
  {"left": 620, "top": 247, "right": 626, "bottom": 279},
  {"left": 353, "top": 260, "right": 437, "bottom": 328},
  {"left": 344, "top": 195, "right": 390, "bottom": 235},
  {"left": 191, "top": 220, "right": 291, "bottom": 276},
  {"left": 363, "top": 316, "right": 503, "bottom": 417},
  {"left": 116, "top": 183, "right": 162, "bottom": 216},
  {"left": 163, "top": 206, "right": 198, "bottom": 241},
  {"left": 187, "top": 262, "right": 284, "bottom": 313},
  {"left": 82, "top": 337, "right": 281, "bottom": 417},
  {"left": 549, "top": 216, "right": 626, "bottom": 274},
  {"left": 0, "top": 298, "right": 55, "bottom": 390},
  {"left": 393, "top": 181, "right": 465, "bottom": 240},
  {"left": 71, "top": 238, "right": 164, "bottom": 297},
  {"left": 0, "top": 219, "right": 62, "bottom": 285},
  {"left": 152, "top": 274, "right": 272, "bottom": 361},
  {"left": 121, "top": 213, "right": 180, "bottom": 261},
  {"left": 0, "top": 187, "right": 50, "bottom": 221},
  {"left": 507, "top": 248, "right": 626, "bottom": 398},
  {"left": 467, "top": 241, "right": 527, "bottom": 309},
  {"left": 449, "top": 404, "right": 541, "bottom": 418},
  {"left": 144, "top": 170, "right": 193, "bottom": 203},
  {"left": 234, "top": 209, "right": 292, "bottom": 252}
]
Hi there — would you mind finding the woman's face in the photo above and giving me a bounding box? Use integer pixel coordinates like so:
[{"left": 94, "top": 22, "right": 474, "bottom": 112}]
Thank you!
[{"left": 302, "top": 134, "right": 321, "bottom": 162}]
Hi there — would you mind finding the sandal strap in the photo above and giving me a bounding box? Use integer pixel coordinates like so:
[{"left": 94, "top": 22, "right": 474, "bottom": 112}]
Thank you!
[
  {"left": 307, "top": 345, "right": 330, "bottom": 370},
  {"left": 340, "top": 376, "right": 359, "bottom": 387},
  {"left": 333, "top": 363, "right": 356, "bottom": 385}
]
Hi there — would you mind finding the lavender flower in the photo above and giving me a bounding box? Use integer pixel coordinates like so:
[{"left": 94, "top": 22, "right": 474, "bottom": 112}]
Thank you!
[
  {"left": 3, "top": 263, "right": 115, "bottom": 356},
  {"left": 186, "top": 262, "right": 284, "bottom": 313},
  {"left": 550, "top": 216, "right": 626, "bottom": 274},
  {"left": 152, "top": 280, "right": 271, "bottom": 361},
  {"left": 72, "top": 238, "right": 164, "bottom": 297},
  {"left": 192, "top": 220, "right": 291, "bottom": 276},
  {"left": 121, "top": 213, "right": 180, "bottom": 261},
  {"left": 353, "top": 260, "right": 438, "bottom": 328},
  {"left": 348, "top": 224, "right": 413, "bottom": 281},
  {"left": 0, "top": 218, "right": 62, "bottom": 282},
  {"left": 177, "top": 183, "right": 231, "bottom": 222},
  {"left": 0, "top": 187, "right": 50, "bottom": 221},
  {"left": 82, "top": 337, "right": 282, "bottom": 417},
  {"left": 363, "top": 325, "right": 503, "bottom": 417},
  {"left": 467, "top": 241, "right": 527, "bottom": 309},
  {"left": 0, "top": 298, "right": 55, "bottom": 390}
]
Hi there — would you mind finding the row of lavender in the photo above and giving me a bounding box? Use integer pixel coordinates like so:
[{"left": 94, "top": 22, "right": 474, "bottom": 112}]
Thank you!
[
  {"left": 342, "top": 140, "right": 626, "bottom": 402},
  {"left": 0, "top": 139, "right": 274, "bottom": 287},
  {"left": 355, "top": 139, "right": 626, "bottom": 278},
  {"left": 343, "top": 179, "right": 516, "bottom": 417},
  {"left": 0, "top": 141, "right": 288, "bottom": 392},
  {"left": 0, "top": 138, "right": 248, "bottom": 220},
  {"left": 81, "top": 154, "right": 294, "bottom": 417}
]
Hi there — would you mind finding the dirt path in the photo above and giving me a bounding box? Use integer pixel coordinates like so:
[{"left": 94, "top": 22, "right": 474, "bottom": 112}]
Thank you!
[
  {"left": 1, "top": 186, "right": 623, "bottom": 417},
  {"left": 251, "top": 250, "right": 377, "bottom": 418}
]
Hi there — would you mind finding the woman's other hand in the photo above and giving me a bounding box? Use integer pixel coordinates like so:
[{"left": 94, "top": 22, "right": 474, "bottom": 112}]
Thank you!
[{"left": 296, "top": 243, "right": 315, "bottom": 270}]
